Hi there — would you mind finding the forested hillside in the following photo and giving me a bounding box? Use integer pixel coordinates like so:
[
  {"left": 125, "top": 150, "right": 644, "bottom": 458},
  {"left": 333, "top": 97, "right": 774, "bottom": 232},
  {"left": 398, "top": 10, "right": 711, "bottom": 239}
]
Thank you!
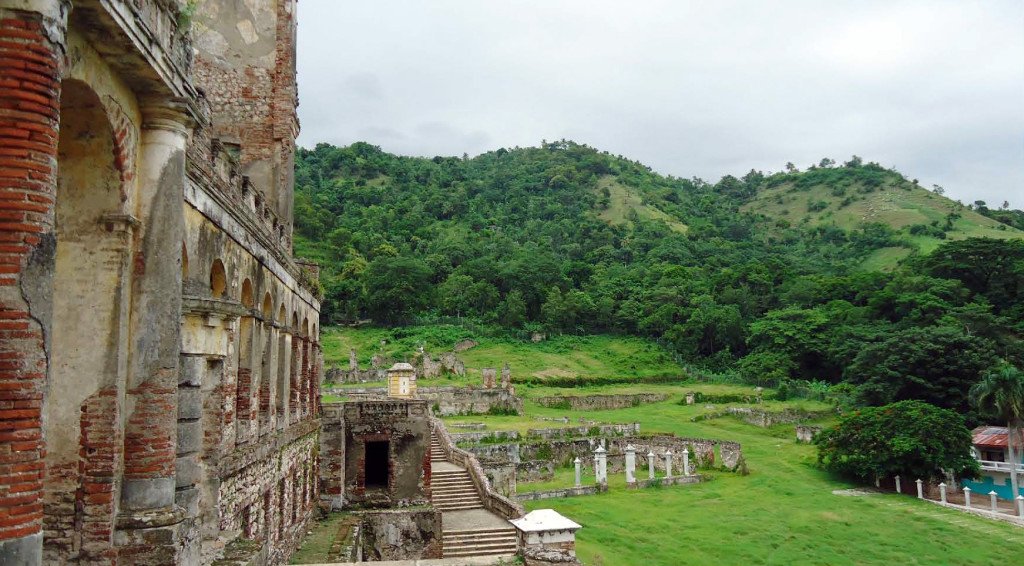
[{"left": 294, "top": 141, "right": 1023, "bottom": 417}]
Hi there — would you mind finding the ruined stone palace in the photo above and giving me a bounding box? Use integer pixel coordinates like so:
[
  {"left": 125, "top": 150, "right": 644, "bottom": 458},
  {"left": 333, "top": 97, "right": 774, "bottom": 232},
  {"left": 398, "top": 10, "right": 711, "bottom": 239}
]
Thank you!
[{"left": 0, "top": 0, "right": 322, "bottom": 563}]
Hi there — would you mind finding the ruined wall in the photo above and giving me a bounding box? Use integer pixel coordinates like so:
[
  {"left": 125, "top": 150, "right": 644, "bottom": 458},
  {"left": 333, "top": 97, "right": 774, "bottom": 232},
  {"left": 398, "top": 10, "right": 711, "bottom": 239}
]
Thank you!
[
  {"left": 339, "top": 400, "right": 431, "bottom": 508},
  {"left": 192, "top": 0, "right": 298, "bottom": 235},
  {"left": 358, "top": 509, "right": 442, "bottom": 562},
  {"left": 535, "top": 393, "right": 667, "bottom": 411}
]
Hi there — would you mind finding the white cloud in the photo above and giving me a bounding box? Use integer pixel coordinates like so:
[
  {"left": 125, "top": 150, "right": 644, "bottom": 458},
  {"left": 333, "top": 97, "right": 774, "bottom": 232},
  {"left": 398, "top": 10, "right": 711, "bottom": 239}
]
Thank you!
[{"left": 296, "top": 0, "right": 1024, "bottom": 206}]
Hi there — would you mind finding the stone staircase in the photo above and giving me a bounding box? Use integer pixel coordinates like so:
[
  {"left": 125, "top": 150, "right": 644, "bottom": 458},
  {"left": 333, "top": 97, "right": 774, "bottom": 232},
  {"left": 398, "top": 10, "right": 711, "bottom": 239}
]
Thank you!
[
  {"left": 441, "top": 527, "right": 518, "bottom": 558},
  {"left": 430, "top": 429, "right": 518, "bottom": 559}
]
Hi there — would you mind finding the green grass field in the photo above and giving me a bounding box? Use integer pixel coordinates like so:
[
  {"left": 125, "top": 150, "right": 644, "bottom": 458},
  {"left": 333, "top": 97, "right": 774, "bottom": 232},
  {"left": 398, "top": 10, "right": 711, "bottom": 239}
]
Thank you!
[
  {"left": 322, "top": 325, "right": 687, "bottom": 385},
  {"left": 317, "top": 329, "right": 1024, "bottom": 564},
  {"left": 447, "top": 382, "right": 1024, "bottom": 566}
]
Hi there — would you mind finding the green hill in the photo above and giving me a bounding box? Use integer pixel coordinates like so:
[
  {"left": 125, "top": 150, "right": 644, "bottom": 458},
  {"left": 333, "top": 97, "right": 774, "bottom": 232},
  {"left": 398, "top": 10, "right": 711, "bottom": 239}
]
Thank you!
[{"left": 740, "top": 165, "right": 1022, "bottom": 269}]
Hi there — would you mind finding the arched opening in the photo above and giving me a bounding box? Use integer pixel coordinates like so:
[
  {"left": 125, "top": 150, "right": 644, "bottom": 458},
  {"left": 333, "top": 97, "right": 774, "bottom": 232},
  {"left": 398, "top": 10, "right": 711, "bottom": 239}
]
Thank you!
[
  {"left": 210, "top": 259, "right": 227, "bottom": 298},
  {"left": 47, "top": 79, "right": 126, "bottom": 554},
  {"left": 301, "top": 316, "right": 311, "bottom": 418},
  {"left": 277, "top": 303, "right": 289, "bottom": 426},
  {"left": 235, "top": 279, "right": 256, "bottom": 445},
  {"left": 258, "top": 291, "right": 274, "bottom": 436},
  {"left": 290, "top": 312, "right": 301, "bottom": 418}
]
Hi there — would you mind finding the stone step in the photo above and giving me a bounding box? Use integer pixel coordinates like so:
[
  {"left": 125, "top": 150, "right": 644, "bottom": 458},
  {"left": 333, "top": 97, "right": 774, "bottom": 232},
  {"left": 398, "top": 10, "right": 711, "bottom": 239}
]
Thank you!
[
  {"left": 432, "top": 487, "right": 478, "bottom": 495},
  {"left": 443, "top": 543, "right": 518, "bottom": 558},
  {"left": 433, "top": 495, "right": 482, "bottom": 505},
  {"left": 433, "top": 501, "right": 485, "bottom": 511},
  {"left": 443, "top": 533, "right": 517, "bottom": 546},
  {"left": 443, "top": 527, "right": 517, "bottom": 538}
]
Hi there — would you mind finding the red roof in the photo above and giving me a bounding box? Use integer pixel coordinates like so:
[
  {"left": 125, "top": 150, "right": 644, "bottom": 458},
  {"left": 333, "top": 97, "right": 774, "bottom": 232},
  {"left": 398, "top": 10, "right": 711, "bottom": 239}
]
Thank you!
[{"left": 972, "top": 426, "right": 1008, "bottom": 448}]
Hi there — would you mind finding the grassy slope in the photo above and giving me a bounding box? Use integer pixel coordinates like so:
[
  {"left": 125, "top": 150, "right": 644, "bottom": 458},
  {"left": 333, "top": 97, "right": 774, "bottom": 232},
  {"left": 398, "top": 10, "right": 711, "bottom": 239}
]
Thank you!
[
  {"left": 443, "top": 382, "right": 1024, "bottom": 566},
  {"left": 322, "top": 325, "right": 686, "bottom": 384},
  {"left": 742, "top": 177, "right": 1022, "bottom": 268},
  {"left": 592, "top": 175, "right": 688, "bottom": 234}
]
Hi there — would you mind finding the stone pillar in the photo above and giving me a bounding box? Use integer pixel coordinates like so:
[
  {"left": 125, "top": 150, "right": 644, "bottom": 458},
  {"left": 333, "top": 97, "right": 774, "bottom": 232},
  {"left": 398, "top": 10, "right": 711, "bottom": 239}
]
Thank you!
[
  {"left": 963, "top": 487, "right": 971, "bottom": 509},
  {"left": 1017, "top": 495, "right": 1024, "bottom": 517},
  {"left": 682, "top": 448, "right": 690, "bottom": 476},
  {"left": 939, "top": 483, "right": 947, "bottom": 504},
  {"left": 685, "top": 392, "right": 695, "bottom": 405},
  {"left": 989, "top": 491, "right": 998, "bottom": 513},
  {"left": 664, "top": 451, "right": 673, "bottom": 479},
  {"left": 482, "top": 367, "right": 497, "bottom": 389},
  {"left": 915, "top": 479, "right": 923, "bottom": 499},
  {"left": 573, "top": 457, "right": 581, "bottom": 487},
  {"left": 895, "top": 475, "right": 901, "bottom": 494},
  {"left": 500, "top": 363, "right": 511, "bottom": 389},
  {"left": 594, "top": 447, "right": 607, "bottom": 485},
  {"left": 625, "top": 445, "right": 636, "bottom": 485},
  {"left": 349, "top": 348, "right": 358, "bottom": 371},
  {"left": 0, "top": 2, "right": 67, "bottom": 562},
  {"left": 117, "top": 104, "right": 193, "bottom": 562}
]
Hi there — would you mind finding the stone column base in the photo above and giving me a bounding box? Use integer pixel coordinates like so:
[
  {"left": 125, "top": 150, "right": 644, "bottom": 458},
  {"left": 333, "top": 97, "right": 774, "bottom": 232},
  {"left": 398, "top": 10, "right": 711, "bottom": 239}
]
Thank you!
[
  {"left": 115, "top": 507, "right": 197, "bottom": 565},
  {"left": 0, "top": 532, "right": 42, "bottom": 566}
]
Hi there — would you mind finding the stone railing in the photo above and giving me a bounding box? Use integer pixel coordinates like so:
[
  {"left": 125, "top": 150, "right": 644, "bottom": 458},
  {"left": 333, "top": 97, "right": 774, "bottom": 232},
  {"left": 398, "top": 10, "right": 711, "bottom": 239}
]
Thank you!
[
  {"left": 535, "top": 393, "right": 667, "bottom": 411},
  {"left": 104, "top": 0, "right": 195, "bottom": 82},
  {"left": 430, "top": 417, "right": 524, "bottom": 520}
]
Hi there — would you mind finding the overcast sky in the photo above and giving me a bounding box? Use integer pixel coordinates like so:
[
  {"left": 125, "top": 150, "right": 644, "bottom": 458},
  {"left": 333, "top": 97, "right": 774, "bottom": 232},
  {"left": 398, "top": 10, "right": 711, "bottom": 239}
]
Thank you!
[{"left": 296, "top": 0, "right": 1024, "bottom": 207}]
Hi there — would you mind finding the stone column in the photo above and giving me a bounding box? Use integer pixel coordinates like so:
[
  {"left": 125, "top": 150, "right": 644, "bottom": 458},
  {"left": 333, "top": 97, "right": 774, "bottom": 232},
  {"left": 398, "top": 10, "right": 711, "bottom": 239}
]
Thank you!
[
  {"left": 625, "top": 445, "right": 636, "bottom": 485},
  {"left": 594, "top": 447, "right": 607, "bottom": 485},
  {"left": 1017, "top": 495, "right": 1024, "bottom": 517},
  {"left": 939, "top": 482, "right": 947, "bottom": 504},
  {"left": 117, "top": 103, "right": 193, "bottom": 561},
  {"left": 648, "top": 451, "right": 655, "bottom": 479},
  {"left": 963, "top": 487, "right": 971, "bottom": 509},
  {"left": 664, "top": 451, "right": 673, "bottom": 479},
  {"left": 0, "top": 2, "right": 67, "bottom": 562},
  {"left": 916, "top": 479, "right": 923, "bottom": 499},
  {"left": 682, "top": 447, "right": 690, "bottom": 476},
  {"left": 573, "top": 457, "right": 581, "bottom": 487},
  {"left": 989, "top": 491, "right": 998, "bottom": 513},
  {"left": 895, "top": 475, "right": 901, "bottom": 494}
]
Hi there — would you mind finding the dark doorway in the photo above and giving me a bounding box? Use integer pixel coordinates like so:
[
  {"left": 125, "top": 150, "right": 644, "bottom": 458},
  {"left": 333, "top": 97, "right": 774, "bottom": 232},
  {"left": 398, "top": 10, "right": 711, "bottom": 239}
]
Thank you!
[{"left": 365, "top": 441, "right": 390, "bottom": 489}]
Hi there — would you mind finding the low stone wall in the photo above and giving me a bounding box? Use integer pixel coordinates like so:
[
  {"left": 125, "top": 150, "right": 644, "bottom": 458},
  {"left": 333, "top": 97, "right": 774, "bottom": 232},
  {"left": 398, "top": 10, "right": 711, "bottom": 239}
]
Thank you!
[
  {"left": 419, "top": 386, "right": 523, "bottom": 416},
  {"left": 721, "top": 407, "right": 832, "bottom": 428},
  {"left": 627, "top": 475, "right": 703, "bottom": 489},
  {"left": 358, "top": 509, "right": 442, "bottom": 561},
  {"left": 326, "top": 367, "right": 387, "bottom": 384},
  {"left": 516, "top": 484, "right": 607, "bottom": 501},
  {"left": 452, "top": 430, "right": 522, "bottom": 444},
  {"left": 321, "top": 385, "right": 525, "bottom": 416},
  {"left": 517, "top": 459, "right": 555, "bottom": 483},
  {"left": 535, "top": 393, "right": 667, "bottom": 411},
  {"left": 525, "top": 423, "right": 640, "bottom": 440}
]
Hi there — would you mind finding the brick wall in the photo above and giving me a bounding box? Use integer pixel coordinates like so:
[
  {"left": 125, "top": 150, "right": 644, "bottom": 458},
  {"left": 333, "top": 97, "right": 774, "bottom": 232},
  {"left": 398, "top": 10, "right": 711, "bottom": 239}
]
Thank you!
[{"left": 0, "top": 7, "right": 61, "bottom": 548}]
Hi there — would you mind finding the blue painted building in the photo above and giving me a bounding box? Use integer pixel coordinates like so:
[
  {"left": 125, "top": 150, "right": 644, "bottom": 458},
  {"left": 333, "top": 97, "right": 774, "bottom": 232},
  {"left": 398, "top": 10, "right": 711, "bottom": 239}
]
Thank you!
[{"left": 961, "top": 426, "right": 1024, "bottom": 500}]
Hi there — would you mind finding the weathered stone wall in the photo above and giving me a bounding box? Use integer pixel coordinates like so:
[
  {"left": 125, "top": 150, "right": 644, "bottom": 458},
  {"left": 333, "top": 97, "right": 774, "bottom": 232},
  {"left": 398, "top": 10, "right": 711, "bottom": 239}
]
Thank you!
[
  {"left": 0, "top": 1, "right": 320, "bottom": 564},
  {"left": 358, "top": 509, "right": 442, "bottom": 561},
  {"left": 323, "top": 385, "right": 525, "bottom": 416},
  {"left": 535, "top": 393, "right": 667, "bottom": 411},
  {"left": 338, "top": 400, "right": 431, "bottom": 508}
]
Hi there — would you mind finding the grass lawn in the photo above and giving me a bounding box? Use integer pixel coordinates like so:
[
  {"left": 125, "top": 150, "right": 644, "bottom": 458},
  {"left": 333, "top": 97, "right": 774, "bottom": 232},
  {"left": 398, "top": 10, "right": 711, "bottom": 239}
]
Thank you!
[
  {"left": 322, "top": 325, "right": 687, "bottom": 384},
  {"left": 444, "top": 390, "right": 1024, "bottom": 565}
]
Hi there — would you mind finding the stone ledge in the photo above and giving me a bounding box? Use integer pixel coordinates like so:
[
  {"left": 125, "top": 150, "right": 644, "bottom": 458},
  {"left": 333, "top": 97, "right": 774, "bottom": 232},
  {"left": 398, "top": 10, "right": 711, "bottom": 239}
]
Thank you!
[{"left": 218, "top": 418, "right": 320, "bottom": 478}]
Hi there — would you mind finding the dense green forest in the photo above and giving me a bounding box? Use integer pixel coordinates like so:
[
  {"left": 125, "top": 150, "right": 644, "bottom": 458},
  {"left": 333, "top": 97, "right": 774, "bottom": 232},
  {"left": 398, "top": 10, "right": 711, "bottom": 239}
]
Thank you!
[{"left": 294, "top": 140, "right": 1023, "bottom": 419}]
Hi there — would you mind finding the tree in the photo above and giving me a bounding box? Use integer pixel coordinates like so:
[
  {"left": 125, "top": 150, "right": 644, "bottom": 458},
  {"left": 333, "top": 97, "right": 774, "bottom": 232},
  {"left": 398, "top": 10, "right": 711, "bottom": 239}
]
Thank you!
[
  {"left": 848, "top": 325, "right": 998, "bottom": 415},
  {"left": 815, "top": 400, "right": 979, "bottom": 483},
  {"left": 931, "top": 184, "right": 944, "bottom": 196},
  {"left": 969, "top": 364, "right": 1024, "bottom": 500},
  {"left": 363, "top": 257, "right": 433, "bottom": 323},
  {"left": 920, "top": 238, "right": 1024, "bottom": 314}
]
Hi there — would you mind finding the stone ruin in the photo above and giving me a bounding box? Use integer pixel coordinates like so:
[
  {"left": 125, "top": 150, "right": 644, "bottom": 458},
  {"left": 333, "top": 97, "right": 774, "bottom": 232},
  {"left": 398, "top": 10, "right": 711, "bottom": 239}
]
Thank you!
[{"left": 0, "top": 0, "right": 323, "bottom": 563}]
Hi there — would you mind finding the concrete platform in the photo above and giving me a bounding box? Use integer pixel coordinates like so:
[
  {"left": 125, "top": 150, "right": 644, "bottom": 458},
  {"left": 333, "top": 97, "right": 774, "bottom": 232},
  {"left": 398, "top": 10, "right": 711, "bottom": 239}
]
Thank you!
[
  {"left": 433, "top": 461, "right": 464, "bottom": 473},
  {"left": 442, "top": 508, "right": 514, "bottom": 531},
  {"left": 304, "top": 555, "right": 517, "bottom": 566}
]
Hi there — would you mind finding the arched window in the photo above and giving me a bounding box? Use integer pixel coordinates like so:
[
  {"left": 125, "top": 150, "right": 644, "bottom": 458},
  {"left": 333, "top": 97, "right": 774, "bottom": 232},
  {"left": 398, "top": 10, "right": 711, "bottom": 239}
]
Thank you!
[{"left": 210, "top": 259, "right": 227, "bottom": 298}]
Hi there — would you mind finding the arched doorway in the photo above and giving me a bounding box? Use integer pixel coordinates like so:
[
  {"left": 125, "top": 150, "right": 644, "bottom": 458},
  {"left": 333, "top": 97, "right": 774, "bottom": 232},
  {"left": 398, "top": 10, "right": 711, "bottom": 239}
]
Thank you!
[{"left": 45, "top": 79, "right": 130, "bottom": 559}]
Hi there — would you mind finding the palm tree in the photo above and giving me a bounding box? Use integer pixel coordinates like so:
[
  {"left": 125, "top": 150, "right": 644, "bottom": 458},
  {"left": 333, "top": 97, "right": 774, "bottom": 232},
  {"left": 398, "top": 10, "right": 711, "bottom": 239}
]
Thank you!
[{"left": 970, "top": 364, "right": 1024, "bottom": 502}]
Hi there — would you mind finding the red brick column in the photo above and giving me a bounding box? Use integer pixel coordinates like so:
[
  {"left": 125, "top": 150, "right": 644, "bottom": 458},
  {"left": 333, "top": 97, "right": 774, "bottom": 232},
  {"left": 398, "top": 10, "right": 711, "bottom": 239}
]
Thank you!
[{"left": 0, "top": 3, "right": 65, "bottom": 564}]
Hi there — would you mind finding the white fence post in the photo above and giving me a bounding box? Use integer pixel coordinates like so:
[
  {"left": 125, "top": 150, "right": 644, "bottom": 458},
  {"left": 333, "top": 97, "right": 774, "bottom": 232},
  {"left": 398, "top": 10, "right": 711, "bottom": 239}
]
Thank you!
[
  {"left": 594, "top": 446, "right": 607, "bottom": 485},
  {"left": 625, "top": 445, "right": 636, "bottom": 485},
  {"left": 989, "top": 491, "right": 998, "bottom": 513},
  {"left": 682, "top": 448, "right": 690, "bottom": 476},
  {"left": 894, "top": 475, "right": 901, "bottom": 494},
  {"left": 916, "top": 479, "right": 923, "bottom": 499},
  {"left": 964, "top": 487, "right": 971, "bottom": 509},
  {"left": 647, "top": 451, "right": 655, "bottom": 480},
  {"left": 574, "top": 457, "right": 581, "bottom": 488},
  {"left": 939, "top": 483, "right": 947, "bottom": 504},
  {"left": 1017, "top": 495, "right": 1024, "bottom": 517},
  {"left": 664, "top": 450, "right": 673, "bottom": 479}
]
